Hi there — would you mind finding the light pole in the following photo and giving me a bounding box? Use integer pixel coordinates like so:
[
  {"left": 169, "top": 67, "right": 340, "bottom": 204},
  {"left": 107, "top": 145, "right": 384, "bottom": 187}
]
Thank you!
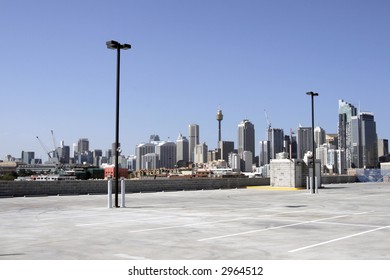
[
  {"left": 106, "top": 40, "right": 131, "bottom": 207},
  {"left": 306, "top": 91, "right": 319, "bottom": 194}
]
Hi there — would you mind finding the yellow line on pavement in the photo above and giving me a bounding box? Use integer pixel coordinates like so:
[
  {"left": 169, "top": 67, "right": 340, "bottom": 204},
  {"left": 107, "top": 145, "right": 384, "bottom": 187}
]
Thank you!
[{"left": 246, "top": 186, "right": 302, "bottom": 191}]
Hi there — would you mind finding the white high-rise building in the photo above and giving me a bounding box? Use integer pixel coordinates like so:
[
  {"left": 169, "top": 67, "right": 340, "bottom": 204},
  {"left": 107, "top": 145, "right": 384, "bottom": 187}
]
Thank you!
[
  {"left": 314, "top": 126, "right": 326, "bottom": 149},
  {"left": 142, "top": 153, "right": 158, "bottom": 170},
  {"left": 156, "top": 141, "right": 176, "bottom": 169},
  {"left": 194, "top": 142, "right": 208, "bottom": 164},
  {"left": 136, "top": 143, "right": 156, "bottom": 170},
  {"left": 176, "top": 133, "right": 189, "bottom": 163},
  {"left": 229, "top": 153, "right": 241, "bottom": 172}
]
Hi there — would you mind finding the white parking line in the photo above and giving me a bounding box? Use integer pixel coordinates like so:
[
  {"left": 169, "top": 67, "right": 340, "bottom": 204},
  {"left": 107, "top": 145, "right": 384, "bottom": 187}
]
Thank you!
[
  {"left": 39, "top": 213, "right": 107, "bottom": 221},
  {"left": 198, "top": 215, "right": 350, "bottom": 242},
  {"left": 127, "top": 217, "right": 253, "bottom": 233},
  {"left": 76, "top": 216, "right": 174, "bottom": 227},
  {"left": 315, "top": 221, "right": 381, "bottom": 228},
  {"left": 289, "top": 225, "right": 390, "bottom": 253},
  {"left": 126, "top": 210, "right": 308, "bottom": 234}
]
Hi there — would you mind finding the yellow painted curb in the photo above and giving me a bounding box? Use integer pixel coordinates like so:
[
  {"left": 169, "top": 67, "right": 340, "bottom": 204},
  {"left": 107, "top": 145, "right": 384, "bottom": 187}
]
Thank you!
[{"left": 246, "top": 186, "right": 302, "bottom": 191}]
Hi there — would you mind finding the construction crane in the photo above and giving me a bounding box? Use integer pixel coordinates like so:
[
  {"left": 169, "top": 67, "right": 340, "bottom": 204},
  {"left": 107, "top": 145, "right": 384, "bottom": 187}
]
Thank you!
[
  {"left": 264, "top": 109, "right": 271, "bottom": 131},
  {"left": 51, "top": 130, "right": 60, "bottom": 162},
  {"left": 36, "top": 136, "right": 53, "bottom": 160}
]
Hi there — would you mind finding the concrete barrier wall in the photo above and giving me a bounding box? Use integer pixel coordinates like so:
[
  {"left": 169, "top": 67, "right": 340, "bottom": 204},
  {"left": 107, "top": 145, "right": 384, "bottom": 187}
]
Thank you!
[
  {"left": 0, "top": 177, "right": 270, "bottom": 197},
  {"left": 321, "top": 175, "right": 358, "bottom": 185},
  {"left": 0, "top": 175, "right": 359, "bottom": 197}
]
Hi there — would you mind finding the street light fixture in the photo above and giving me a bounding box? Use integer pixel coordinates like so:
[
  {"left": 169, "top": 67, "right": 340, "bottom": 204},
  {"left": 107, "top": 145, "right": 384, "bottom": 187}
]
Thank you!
[
  {"left": 106, "top": 40, "right": 131, "bottom": 207},
  {"left": 306, "top": 91, "right": 319, "bottom": 194}
]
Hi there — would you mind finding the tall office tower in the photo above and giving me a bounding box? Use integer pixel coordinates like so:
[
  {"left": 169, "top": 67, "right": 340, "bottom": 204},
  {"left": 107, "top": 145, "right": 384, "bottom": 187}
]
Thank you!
[
  {"left": 314, "top": 126, "right": 326, "bottom": 149},
  {"left": 194, "top": 142, "right": 208, "bottom": 164},
  {"left": 105, "top": 149, "right": 113, "bottom": 164},
  {"left": 58, "top": 145, "right": 70, "bottom": 164},
  {"left": 188, "top": 124, "right": 199, "bottom": 162},
  {"left": 283, "top": 135, "right": 290, "bottom": 154},
  {"left": 156, "top": 141, "right": 177, "bottom": 169},
  {"left": 216, "top": 109, "right": 223, "bottom": 143},
  {"left": 111, "top": 143, "right": 116, "bottom": 154},
  {"left": 77, "top": 138, "right": 89, "bottom": 154},
  {"left": 378, "top": 139, "right": 389, "bottom": 157},
  {"left": 316, "top": 144, "right": 328, "bottom": 173},
  {"left": 238, "top": 119, "right": 255, "bottom": 160},
  {"left": 297, "top": 127, "right": 312, "bottom": 159},
  {"left": 135, "top": 143, "right": 156, "bottom": 170},
  {"left": 220, "top": 141, "right": 234, "bottom": 162},
  {"left": 360, "top": 112, "right": 378, "bottom": 168},
  {"left": 92, "top": 149, "right": 103, "bottom": 166},
  {"left": 241, "top": 151, "right": 253, "bottom": 172},
  {"left": 327, "top": 148, "right": 338, "bottom": 173},
  {"left": 283, "top": 134, "right": 298, "bottom": 159},
  {"left": 259, "top": 140, "right": 270, "bottom": 166},
  {"left": 21, "top": 151, "right": 35, "bottom": 164},
  {"left": 176, "top": 133, "right": 189, "bottom": 163},
  {"left": 93, "top": 149, "right": 102, "bottom": 158},
  {"left": 290, "top": 134, "right": 298, "bottom": 159},
  {"left": 338, "top": 99, "right": 358, "bottom": 170},
  {"left": 268, "top": 128, "right": 284, "bottom": 159},
  {"left": 229, "top": 153, "right": 241, "bottom": 172},
  {"left": 350, "top": 116, "right": 362, "bottom": 168},
  {"left": 111, "top": 142, "right": 121, "bottom": 165},
  {"left": 336, "top": 149, "right": 346, "bottom": 174},
  {"left": 72, "top": 143, "right": 78, "bottom": 157}
]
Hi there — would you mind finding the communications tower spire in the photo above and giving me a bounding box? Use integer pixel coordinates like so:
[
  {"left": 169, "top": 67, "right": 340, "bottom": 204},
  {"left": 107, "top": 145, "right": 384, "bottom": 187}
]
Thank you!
[{"left": 216, "top": 108, "right": 223, "bottom": 143}]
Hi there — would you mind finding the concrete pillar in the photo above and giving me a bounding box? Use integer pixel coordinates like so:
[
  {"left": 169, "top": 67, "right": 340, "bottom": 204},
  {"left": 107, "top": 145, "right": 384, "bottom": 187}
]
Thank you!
[
  {"left": 108, "top": 178, "right": 112, "bottom": 208},
  {"left": 121, "top": 179, "right": 126, "bottom": 208}
]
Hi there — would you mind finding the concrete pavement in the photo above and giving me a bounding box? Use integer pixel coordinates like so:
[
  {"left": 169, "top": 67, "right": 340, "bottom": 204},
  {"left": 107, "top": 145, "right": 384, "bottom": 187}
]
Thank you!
[{"left": 1, "top": 182, "right": 390, "bottom": 260}]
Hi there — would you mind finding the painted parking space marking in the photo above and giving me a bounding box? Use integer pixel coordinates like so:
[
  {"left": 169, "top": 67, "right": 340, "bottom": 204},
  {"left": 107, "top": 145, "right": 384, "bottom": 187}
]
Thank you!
[
  {"left": 198, "top": 215, "right": 351, "bottom": 242},
  {"left": 289, "top": 225, "right": 390, "bottom": 253},
  {"left": 75, "top": 216, "right": 175, "bottom": 227},
  {"left": 127, "top": 217, "right": 257, "bottom": 233}
]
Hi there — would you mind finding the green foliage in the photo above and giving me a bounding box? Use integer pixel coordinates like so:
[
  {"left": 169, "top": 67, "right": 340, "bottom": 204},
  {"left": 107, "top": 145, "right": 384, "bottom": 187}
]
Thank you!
[{"left": 0, "top": 172, "right": 18, "bottom": 181}]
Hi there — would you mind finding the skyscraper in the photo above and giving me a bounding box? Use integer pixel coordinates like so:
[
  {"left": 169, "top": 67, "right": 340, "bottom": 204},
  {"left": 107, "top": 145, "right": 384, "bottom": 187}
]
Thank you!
[
  {"left": 238, "top": 119, "right": 255, "bottom": 160},
  {"left": 156, "top": 141, "right": 177, "bottom": 169},
  {"left": 58, "top": 145, "right": 70, "bottom": 164},
  {"left": 259, "top": 140, "right": 270, "bottom": 166},
  {"left": 378, "top": 139, "right": 389, "bottom": 157},
  {"left": 77, "top": 138, "right": 89, "bottom": 154},
  {"left": 188, "top": 124, "right": 199, "bottom": 163},
  {"left": 21, "top": 151, "right": 35, "bottom": 164},
  {"left": 135, "top": 143, "right": 156, "bottom": 170},
  {"left": 219, "top": 141, "right": 234, "bottom": 162},
  {"left": 297, "top": 127, "right": 312, "bottom": 159},
  {"left": 194, "top": 142, "right": 208, "bottom": 164},
  {"left": 350, "top": 116, "right": 362, "bottom": 168},
  {"left": 338, "top": 99, "right": 358, "bottom": 170},
  {"left": 314, "top": 126, "right": 326, "bottom": 149},
  {"left": 268, "top": 128, "right": 284, "bottom": 159},
  {"left": 360, "top": 112, "right": 378, "bottom": 168},
  {"left": 176, "top": 133, "right": 189, "bottom": 164}
]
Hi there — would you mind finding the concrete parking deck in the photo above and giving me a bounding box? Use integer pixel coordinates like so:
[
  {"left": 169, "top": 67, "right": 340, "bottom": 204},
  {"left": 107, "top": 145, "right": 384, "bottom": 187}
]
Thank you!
[{"left": 1, "top": 182, "right": 389, "bottom": 260}]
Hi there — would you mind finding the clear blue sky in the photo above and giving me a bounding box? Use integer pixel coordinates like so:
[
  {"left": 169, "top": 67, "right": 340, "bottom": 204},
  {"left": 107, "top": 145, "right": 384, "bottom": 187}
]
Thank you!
[{"left": 1, "top": 0, "right": 390, "bottom": 160}]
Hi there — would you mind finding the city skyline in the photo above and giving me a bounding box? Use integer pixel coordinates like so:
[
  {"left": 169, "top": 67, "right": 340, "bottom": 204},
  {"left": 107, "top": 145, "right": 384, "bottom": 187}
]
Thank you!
[
  {"left": 4, "top": 97, "right": 386, "bottom": 166},
  {"left": 2, "top": 1, "right": 390, "bottom": 158}
]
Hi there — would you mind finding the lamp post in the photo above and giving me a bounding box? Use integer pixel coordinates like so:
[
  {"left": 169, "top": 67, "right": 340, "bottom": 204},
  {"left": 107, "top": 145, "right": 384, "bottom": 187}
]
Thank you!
[
  {"left": 306, "top": 91, "right": 319, "bottom": 194},
  {"left": 106, "top": 40, "right": 131, "bottom": 207}
]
